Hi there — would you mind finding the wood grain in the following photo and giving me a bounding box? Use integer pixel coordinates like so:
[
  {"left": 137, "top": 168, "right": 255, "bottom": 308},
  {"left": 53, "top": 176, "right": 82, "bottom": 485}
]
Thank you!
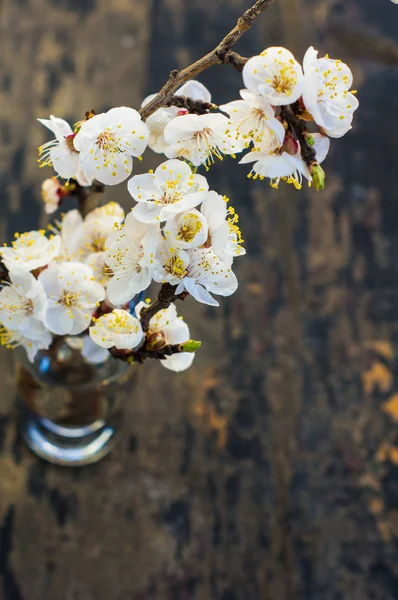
[{"left": 2, "top": 0, "right": 398, "bottom": 598}]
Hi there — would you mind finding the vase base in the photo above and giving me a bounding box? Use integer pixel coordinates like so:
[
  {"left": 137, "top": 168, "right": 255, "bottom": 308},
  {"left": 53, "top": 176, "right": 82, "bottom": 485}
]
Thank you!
[{"left": 20, "top": 411, "right": 118, "bottom": 466}]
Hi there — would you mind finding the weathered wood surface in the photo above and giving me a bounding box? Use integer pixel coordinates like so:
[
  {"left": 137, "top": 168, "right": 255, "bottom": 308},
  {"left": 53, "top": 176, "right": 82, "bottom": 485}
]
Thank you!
[{"left": 1, "top": 0, "right": 398, "bottom": 598}]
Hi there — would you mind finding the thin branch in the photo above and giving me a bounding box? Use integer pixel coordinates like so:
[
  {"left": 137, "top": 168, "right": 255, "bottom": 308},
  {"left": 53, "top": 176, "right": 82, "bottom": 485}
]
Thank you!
[
  {"left": 110, "top": 342, "right": 190, "bottom": 364},
  {"left": 113, "top": 1, "right": 276, "bottom": 349},
  {"left": 164, "top": 95, "right": 215, "bottom": 115},
  {"left": 139, "top": 0, "right": 275, "bottom": 121},
  {"left": 139, "top": 283, "right": 179, "bottom": 332},
  {"left": 73, "top": 180, "right": 105, "bottom": 218},
  {"left": 280, "top": 104, "right": 316, "bottom": 167},
  {"left": 222, "top": 51, "right": 249, "bottom": 72}
]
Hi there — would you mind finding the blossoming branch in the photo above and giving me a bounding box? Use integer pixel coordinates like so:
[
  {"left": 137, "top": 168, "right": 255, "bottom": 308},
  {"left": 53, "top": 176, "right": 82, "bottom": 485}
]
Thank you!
[{"left": 0, "top": 0, "right": 358, "bottom": 372}]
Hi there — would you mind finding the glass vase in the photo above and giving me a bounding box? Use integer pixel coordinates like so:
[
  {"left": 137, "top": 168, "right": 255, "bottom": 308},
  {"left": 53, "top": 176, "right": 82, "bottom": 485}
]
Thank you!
[{"left": 15, "top": 341, "right": 133, "bottom": 466}]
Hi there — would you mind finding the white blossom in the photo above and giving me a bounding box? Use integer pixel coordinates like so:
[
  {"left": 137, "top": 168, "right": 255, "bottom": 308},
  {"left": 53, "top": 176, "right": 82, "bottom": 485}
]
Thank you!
[
  {"left": 0, "top": 268, "right": 47, "bottom": 340},
  {"left": 41, "top": 178, "right": 63, "bottom": 214},
  {"left": 128, "top": 159, "right": 209, "bottom": 223},
  {"left": 38, "top": 115, "right": 80, "bottom": 179},
  {"left": 239, "top": 132, "right": 330, "bottom": 189},
  {"left": 243, "top": 47, "right": 304, "bottom": 106},
  {"left": 136, "top": 301, "right": 194, "bottom": 372},
  {"left": 38, "top": 261, "right": 105, "bottom": 335},
  {"left": 163, "top": 113, "right": 245, "bottom": 168},
  {"left": 0, "top": 230, "right": 61, "bottom": 272},
  {"left": 151, "top": 241, "right": 238, "bottom": 306},
  {"left": 52, "top": 203, "right": 125, "bottom": 283},
  {"left": 166, "top": 248, "right": 238, "bottom": 306},
  {"left": 84, "top": 202, "right": 125, "bottom": 227},
  {"left": 220, "top": 89, "right": 285, "bottom": 151},
  {"left": 151, "top": 240, "right": 191, "bottom": 286},
  {"left": 73, "top": 107, "right": 149, "bottom": 185},
  {"left": 164, "top": 209, "right": 208, "bottom": 250},
  {"left": 143, "top": 80, "right": 211, "bottom": 153},
  {"left": 143, "top": 104, "right": 180, "bottom": 154},
  {"left": 51, "top": 210, "right": 83, "bottom": 264},
  {"left": 0, "top": 324, "right": 52, "bottom": 362},
  {"left": 68, "top": 202, "right": 125, "bottom": 285},
  {"left": 302, "top": 47, "right": 359, "bottom": 138},
  {"left": 105, "top": 212, "right": 158, "bottom": 305},
  {"left": 200, "top": 192, "right": 246, "bottom": 261},
  {"left": 89, "top": 309, "right": 143, "bottom": 350}
]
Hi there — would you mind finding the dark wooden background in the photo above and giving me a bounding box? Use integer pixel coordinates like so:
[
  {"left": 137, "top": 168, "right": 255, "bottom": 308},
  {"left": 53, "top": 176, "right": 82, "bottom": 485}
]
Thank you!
[{"left": 2, "top": 0, "right": 398, "bottom": 598}]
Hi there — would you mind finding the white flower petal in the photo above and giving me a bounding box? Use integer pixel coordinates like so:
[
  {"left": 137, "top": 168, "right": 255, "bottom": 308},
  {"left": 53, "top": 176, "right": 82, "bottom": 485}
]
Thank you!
[
  {"left": 132, "top": 203, "right": 163, "bottom": 223},
  {"left": 312, "top": 133, "right": 330, "bottom": 164},
  {"left": 69, "top": 308, "right": 92, "bottom": 335},
  {"left": 128, "top": 173, "right": 159, "bottom": 202},
  {"left": 50, "top": 143, "right": 80, "bottom": 179},
  {"left": 154, "top": 158, "right": 192, "bottom": 189},
  {"left": 162, "top": 319, "right": 190, "bottom": 345},
  {"left": 201, "top": 191, "right": 227, "bottom": 227},
  {"left": 81, "top": 336, "right": 110, "bottom": 364},
  {"left": 177, "top": 80, "right": 211, "bottom": 103},
  {"left": 38, "top": 116, "right": 73, "bottom": 139},
  {"left": 45, "top": 306, "right": 74, "bottom": 335},
  {"left": 183, "top": 277, "right": 219, "bottom": 306},
  {"left": 162, "top": 352, "right": 195, "bottom": 372}
]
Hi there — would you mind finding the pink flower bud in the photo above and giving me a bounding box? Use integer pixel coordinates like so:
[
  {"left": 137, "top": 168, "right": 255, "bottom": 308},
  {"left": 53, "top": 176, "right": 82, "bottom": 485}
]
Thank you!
[{"left": 282, "top": 135, "right": 299, "bottom": 156}]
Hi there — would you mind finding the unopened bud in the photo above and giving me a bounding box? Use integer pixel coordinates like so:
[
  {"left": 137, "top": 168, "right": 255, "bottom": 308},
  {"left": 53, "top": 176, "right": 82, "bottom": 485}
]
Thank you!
[
  {"left": 282, "top": 135, "right": 299, "bottom": 156},
  {"left": 310, "top": 163, "right": 325, "bottom": 191},
  {"left": 146, "top": 330, "right": 167, "bottom": 351},
  {"left": 305, "top": 134, "right": 315, "bottom": 146},
  {"left": 179, "top": 340, "right": 202, "bottom": 353}
]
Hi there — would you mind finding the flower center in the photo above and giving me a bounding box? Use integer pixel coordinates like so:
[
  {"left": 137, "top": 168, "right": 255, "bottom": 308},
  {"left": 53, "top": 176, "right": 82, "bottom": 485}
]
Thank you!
[
  {"left": 108, "top": 312, "right": 131, "bottom": 333},
  {"left": 252, "top": 107, "right": 266, "bottom": 121},
  {"left": 23, "top": 298, "right": 34, "bottom": 315},
  {"left": 271, "top": 74, "right": 295, "bottom": 95},
  {"left": 176, "top": 216, "right": 202, "bottom": 243},
  {"left": 88, "top": 233, "right": 107, "bottom": 253},
  {"left": 194, "top": 128, "right": 224, "bottom": 168},
  {"left": 159, "top": 177, "right": 183, "bottom": 205},
  {"left": 60, "top": 290, "right": 80, "bottom": 307},
  {"left": 160, "top": 191, "right": 182, "bottom": 205},
  {"left": 164, "top": 256, "right": 188, "bottom": 279},
  {"left": 96, "top": 130, "right": 119, "bottom": 152}
]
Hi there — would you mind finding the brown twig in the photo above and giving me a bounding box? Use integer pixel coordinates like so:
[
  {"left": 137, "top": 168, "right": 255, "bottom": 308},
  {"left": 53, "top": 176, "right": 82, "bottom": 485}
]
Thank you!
[
  {"left": 74, "top": 180, "right": 105, "bottom": 218},
  {"left": 105, "top": 1, "right": 276, "bottom": 357},
  {"left": 222, "top": 51, "right": 250, "bottom": 72},
  {"left": 280, "top": 104, "right": 316, "bottom": 167},
  {"left": 135, "top": 2, "right": 277, "bottom": 337},
  {"left": 110, "top": 342, "right": 188, "bottom": 364},
  {"left": 164, "top": 95, "right": 215, "bottom": 115},
  {"left": 139, "top": 283, "right": 179, "bottom": 332},
  {"left": 139, "top": 0, "right": 275, "bottom": 121}
]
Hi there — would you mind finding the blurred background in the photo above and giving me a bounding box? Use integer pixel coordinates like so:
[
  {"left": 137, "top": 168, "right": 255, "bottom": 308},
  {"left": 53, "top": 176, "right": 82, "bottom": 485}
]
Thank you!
[{"left": 1, "top": 0, "right": 398, "bottom": 598}]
